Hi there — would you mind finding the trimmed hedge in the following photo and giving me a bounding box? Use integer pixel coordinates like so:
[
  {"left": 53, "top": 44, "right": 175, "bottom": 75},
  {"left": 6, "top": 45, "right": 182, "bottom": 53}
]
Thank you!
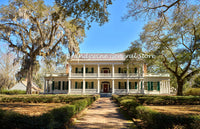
[
  {"left": 112, "top": 95, "right": 200, "bottom": 129},
  {"left": 0, "top": 95, "right": 100, "bottom": 129},
  {"left": 0, "top": 90, "right": 26, "bottom": 95}
]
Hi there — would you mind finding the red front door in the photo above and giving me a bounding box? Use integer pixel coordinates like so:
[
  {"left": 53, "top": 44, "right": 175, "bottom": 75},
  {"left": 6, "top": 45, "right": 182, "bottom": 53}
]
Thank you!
[{"left": 103, "top": 84, "right": 109, "bottom": 93}]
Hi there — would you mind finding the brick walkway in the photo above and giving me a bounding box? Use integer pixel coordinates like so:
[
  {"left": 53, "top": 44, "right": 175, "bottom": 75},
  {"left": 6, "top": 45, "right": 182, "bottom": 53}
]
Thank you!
[{"left": 71, "top": 98, "right": 133, "bottom": 129}]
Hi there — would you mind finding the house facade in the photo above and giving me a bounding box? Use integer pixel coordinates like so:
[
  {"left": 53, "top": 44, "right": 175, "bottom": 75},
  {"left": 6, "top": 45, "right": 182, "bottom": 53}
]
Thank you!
[{"left": 44, "top": 53, "right": 170, "bottom": 95}]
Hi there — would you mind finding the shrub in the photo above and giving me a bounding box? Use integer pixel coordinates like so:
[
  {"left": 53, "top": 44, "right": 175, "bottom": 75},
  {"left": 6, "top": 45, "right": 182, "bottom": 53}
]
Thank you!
[
  {"left": 184, "top": 88, "right": 200, "bottom": 96},
  {"left": 0, "top": 90, "right": 26, "bottom": 95}
]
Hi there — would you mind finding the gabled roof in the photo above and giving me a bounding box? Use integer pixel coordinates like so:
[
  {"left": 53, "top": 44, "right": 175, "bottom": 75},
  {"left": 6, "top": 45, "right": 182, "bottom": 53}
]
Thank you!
[{"left": 70, "top": 53, "right": 126, "bottom": 61}]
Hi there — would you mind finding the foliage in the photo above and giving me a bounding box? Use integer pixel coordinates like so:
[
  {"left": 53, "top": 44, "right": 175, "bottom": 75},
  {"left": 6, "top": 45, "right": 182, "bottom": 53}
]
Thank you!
[
  {"left": 0, "top": 90, "right": 26, "bottom": 95},
  {"left": 192, "top": 75, "right": 200, "bottom": 88},
  {"left": 0, "top": 95, "right": 99, "bottom": 129},
  {"left": 0, "top": 0, "right": 85, "bottom": 94},
  {"left": 113, "top": 95, "right": 200, "bottom": 129},
  {"left": 184, "top": 88, "right": 200, "bottom": 96}
]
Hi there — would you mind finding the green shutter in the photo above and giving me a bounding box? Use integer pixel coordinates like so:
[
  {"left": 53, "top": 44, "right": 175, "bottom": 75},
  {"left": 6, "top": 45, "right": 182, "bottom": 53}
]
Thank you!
[
  {"left": 86, "top": 68, "right": 88, "bottom": 73},
  {"left": 141, "top": 81, "right": 142, "bottom": 89},
  {"left": 91, "top": 82, "right": 94, "bottom": 89},
  {"left": 86, "top": 82, "right": 88, "bottom": 89},
  {"left": 75, "top": 82, "right": 77, "bottom": 89},
  {"left": 81, "top": 82, "right": 83, "bottom": 88},
  {"left": 118, "top": 68, "right": 121, "bottom": 73},
  {"left": 151, "top": 82, "right": 154, "bottom": 91},
  {"left": 118, "top": 82, "right": 121, "bottom": 89},
  {"left": 135, "top": 68, "right": 137, "bottom": 73},
  {"left": 58, "top": 81, "right": 61, "bottom": 90},
  {"left": 67, "top": 81, "right": 69, "bottom": 90},
  {"left": 135, "top": 82, "right": 137, "bottom": 89},
  {"left": 125, "top": 82, "right": 127, "bottom": 89},
  {"left": 148, "top": 81, "right": 151, "bottom": 91},
  {"left": 91, "top": 68, "right": 94, "bottom": 73},
  {"left": 62, "top": 81, "right": 65, "bottom": 90},
  {"left": 129, "top": 82, "right": 131, "bottom": 89},
  {"left": 157, "top": 82, "right": 160, "bottom": 91},
  {"left": 81, "top": 67, "right": 83, "bottom": 73},
  {"left": 75, "top": 67, "right": 78, "bottom": 73},
  {"left": 52, "top": 81, "right": 55, "bottom": 90}
]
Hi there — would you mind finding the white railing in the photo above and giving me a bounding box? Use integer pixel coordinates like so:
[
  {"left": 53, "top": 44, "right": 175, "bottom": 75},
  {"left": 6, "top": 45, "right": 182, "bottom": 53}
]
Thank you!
[
  {"left": 144, "top": 73, "right": 170, "bottom": 77},
  {"left": 100, "top": 73, "right": 112, "bottom": 77},
  {"left": 71, "top": 73, "right": 83, "bottom": 77},
  {"left": 85, "top": 73, "right": 98, "bottom": 77},
  {"left": 115, "top": 73, "right": 127, "bottom": 77},
  {"left": 45, "top": 73, "right": 68, "bottom": 77},
  {"left": 128, "top": 73, "right": 139, "bottom": 77}
]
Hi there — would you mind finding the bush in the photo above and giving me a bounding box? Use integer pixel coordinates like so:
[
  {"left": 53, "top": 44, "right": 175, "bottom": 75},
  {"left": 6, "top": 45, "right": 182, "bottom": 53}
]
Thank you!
[
  {"left": 184, "top": 88, "right": 200, "bottom": 96},
  {"left": 0, "top": 90, "right": 26, "bottom": 95}
]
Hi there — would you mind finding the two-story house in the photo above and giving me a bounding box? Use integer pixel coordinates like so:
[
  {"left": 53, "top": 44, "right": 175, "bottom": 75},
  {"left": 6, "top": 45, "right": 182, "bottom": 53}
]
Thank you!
[{"left": 44, "top": 53, "right": 170, "bottom": 95}]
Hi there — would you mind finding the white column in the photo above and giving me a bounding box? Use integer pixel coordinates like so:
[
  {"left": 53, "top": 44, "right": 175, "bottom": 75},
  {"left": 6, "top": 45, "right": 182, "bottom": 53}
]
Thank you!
[
  {"left": 61, "top": 81, "right": 63, "bottom": 91},
  {"left": 97, "top": 79, "right": 100, "bottom": 93},
  {"left": 112, "top": 79, "right": 115, "bottom": 93},
  {"left": 168, "top": 81, "right": 170, "bottom": 94},
  {"left": 112, "top": 64, "right": 115, "bottom": 77},
  {"left": 69, "top": 64, "right": 71, "bottom": 77},
  {"left": 98, "top": 64, "right": 100, "bottom": 77},
  {"left": 139, "top": 80, "right": 141, "bottom": 92},
  {"left": 127, "top": 79, "right": 129, "bottom": 94},
  {"left": 83, "top": 64, "right": 86, "bottom": 77},
  {"left": 68, "top": 79, "right": 71, "bottom": 94},
  {"left": 83, "top": 79, "right": 85, "bottom": 94},
  {"left": 50, "top": 80, "right": 52, "bottom": 93},
  {"left": 127, "top": 65, "right": 129, "bottom": 77},
  {"left": 142, "top": 80, "right": 144, "bottom": 94},
  {"left": 44, "top": 79, "right": 46, "bottom": 93}
]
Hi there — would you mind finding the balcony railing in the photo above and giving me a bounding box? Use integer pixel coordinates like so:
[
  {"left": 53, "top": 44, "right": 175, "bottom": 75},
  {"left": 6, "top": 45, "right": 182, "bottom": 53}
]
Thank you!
[
  {"left": 144, "top": 73, "right": 170, "bottom": 77},
  {"left": 70, "top": 73, "right": 169, "bottom": 78}
]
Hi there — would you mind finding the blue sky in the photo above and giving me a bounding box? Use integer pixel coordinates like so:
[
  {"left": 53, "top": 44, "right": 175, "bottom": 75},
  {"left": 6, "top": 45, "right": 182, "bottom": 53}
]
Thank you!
[{"left": 0, "top": 0, "right": 146, "bottom": 54}]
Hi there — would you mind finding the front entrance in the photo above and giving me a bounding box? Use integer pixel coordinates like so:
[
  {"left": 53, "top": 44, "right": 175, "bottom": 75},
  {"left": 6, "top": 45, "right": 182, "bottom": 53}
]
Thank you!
[
  {"left": 103, "top": 83, "right": 109, "bottom": 93},
  {"left": 101, "top": 81, "right": 110, "bottom": 93}
]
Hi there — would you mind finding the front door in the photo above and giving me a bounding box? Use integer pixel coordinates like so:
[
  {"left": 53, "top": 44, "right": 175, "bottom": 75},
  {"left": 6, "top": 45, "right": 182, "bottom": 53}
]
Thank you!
[{"left": 103, "top": 84, "right": 109, "bottom": 93}]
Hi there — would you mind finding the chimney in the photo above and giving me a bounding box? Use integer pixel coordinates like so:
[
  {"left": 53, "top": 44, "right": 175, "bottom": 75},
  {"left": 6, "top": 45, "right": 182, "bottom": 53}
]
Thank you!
[
  {"left": 66, "top": 63, "right": 69, "bottom": 74},
  {"left": 144, "top": 63, "right": 147, "bottom": 73}
]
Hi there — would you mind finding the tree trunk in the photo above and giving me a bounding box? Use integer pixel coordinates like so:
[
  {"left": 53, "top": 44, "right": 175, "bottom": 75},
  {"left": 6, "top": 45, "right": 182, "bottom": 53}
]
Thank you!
[
  {"left": 26, "top": 65, "right": 33, "bottom": 94},
  {"left": 177, "top": 80, "right": 184, "bottom": 96}
]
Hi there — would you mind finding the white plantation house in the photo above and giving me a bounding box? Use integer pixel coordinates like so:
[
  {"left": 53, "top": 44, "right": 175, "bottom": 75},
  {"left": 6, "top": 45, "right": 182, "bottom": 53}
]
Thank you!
[{"left": 44, "top": 53, "right": 170, "bottom": 95}]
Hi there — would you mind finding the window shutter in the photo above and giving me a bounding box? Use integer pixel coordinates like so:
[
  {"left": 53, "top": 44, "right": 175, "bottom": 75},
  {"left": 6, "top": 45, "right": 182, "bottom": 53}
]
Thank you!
[
  {"left": 151, "top": 82, "right": 154, "bottom": 91},
  {"left": 75, "top": 82, "right": 77, "bottom": 89},
  {"left": 81, "top": 67, "right": 83, "bottom": 73},
  {"left": 81, "top": 82, "right": 83, "bottom": 88},
  {"left": 157, "top": 82, "right": 160, "bottom": 91},
  {"left": 125, "top": 82, "right": 127, "bottom": 89},
  {"left": 58, "top": 81, "right": 61, "bottom": 90},
  {"left": 134, "top": 68, "right": 137, "bottom": 73},
  {"left": 135, "top": 82, "right": 137, "bottom": 89},
  {"left": 141, "top": 81, "right": 142, "bottom": 89},
  {"left": 118, "top": 68, "right": 121, "bottom": 73},
  {"left": 86, "top": 68, "right": 88, "bottom": 73},
  {"left": 52, "top": 81, "right": 55, "bottom": 90},
  {"left": 148, "top": 81, "right": 150, "bottom": 91},
  {"left": 129, "top": 82, "right": 131, "bottom": 89},
  {"left": 118, "top": 82, "right": 121, "bottom": 89},
  {"left": 91, "top": 82, "right": 94, "bottom": 89},
  {"left": 91, "top": 67, "right": 94, "bottom": 73},
  {"left": 86, "top": 82, "right": 88, "bottom": 89},
  {"left": 66, "top": 81, "right": 69, "bottom": 90},
  {"left": 62, "top": 81, "right": 65, "bottom": 90},
  {"left": 75, "top": 67, "right": 78, "bottom": 73}
]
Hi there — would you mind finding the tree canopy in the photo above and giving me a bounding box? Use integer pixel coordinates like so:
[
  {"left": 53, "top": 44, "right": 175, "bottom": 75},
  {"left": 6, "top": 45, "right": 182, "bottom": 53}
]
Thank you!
[{"left": 0, "top": 0, "right": 85, "bottom": 94}]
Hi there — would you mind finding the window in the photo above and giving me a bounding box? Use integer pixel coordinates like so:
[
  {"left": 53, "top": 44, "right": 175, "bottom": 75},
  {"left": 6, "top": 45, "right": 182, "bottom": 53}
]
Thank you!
[
  {"left": 135, "top": 82, "right": 137, "bottom": 89},
  {"left": 75, "top": 67, "right": 83, "bottom": 73},
  {"left": 75, "top": 82, "right": 83, "bottom": 89},
  {"left": 147, "top": 81, "right": 154, "bottom": 91},
  {"left": 118, "top": 82, "right": 126, "bottom": 89},
  {"left": 118, "top": 67, "right": 127, "bottom": 73},
  {"left": 157, "top": 82, "right": 160, "bottom": 91},
  {"left": 52, "top": 81, "right": 59, "bottom": 90},
  {"left": 86, "top": 82, "right": 94, "bottom": 89},
  {"left": 134, "top": 68, "right": 137, "bottom": 73},
  {"left": 63, "top": 81, "right": 68, "bottom": 90},
  {"left": 86, "top": 67, "right": 94, "bottom": 73}
]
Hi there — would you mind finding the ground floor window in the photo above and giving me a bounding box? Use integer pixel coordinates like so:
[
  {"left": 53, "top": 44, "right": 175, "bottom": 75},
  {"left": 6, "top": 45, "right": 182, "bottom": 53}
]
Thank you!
[
  {"left": 86, "top": 82, "right": 94, "bottom": 89},
  {"left": 146, "top": 81, "right": 160, "bottom": 91},
  {"left": 129, "top": 82, "right": 138, "bottom": 89},
  {"left": 118, "top": 82, "right": 127, "bottom": 89},
  {"left": 52, "top": 81, "right": 61, "bottom": 90},
  {"left": 75, "top": 82, "right": 83, "bottom": 89},
  {"left": 63, "top": 81, "right": 68, "bottom": 90}
]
